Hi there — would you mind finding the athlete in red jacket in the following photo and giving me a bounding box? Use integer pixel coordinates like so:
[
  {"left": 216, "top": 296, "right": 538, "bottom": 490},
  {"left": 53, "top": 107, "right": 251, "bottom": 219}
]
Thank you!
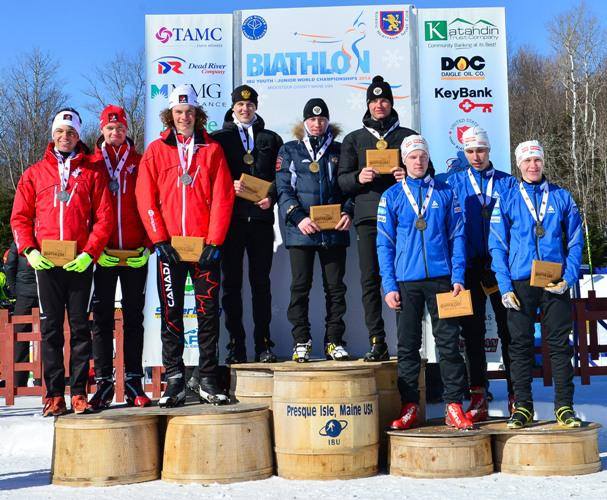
[
  {"left": 136, "top": 85, "right": 234, "bottom": 407},
  {"left": 11, "top": 108, "right": 113, "bottom": 416},
  {"left": 88, "top": 105, "right": 152, "bottom": 410}
]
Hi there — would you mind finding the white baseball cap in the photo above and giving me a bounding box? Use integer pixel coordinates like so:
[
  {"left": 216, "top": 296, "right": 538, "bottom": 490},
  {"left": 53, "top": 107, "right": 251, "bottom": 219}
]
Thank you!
[{"left": 168, "top": 84, "right": 199, "bottom": 109}]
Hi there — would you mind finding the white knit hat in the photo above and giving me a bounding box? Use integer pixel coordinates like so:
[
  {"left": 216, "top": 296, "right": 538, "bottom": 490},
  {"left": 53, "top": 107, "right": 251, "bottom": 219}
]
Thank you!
[
  {"left": 400, "top": 135, "right": 429, "bottom": 159},
  {"left": 51, "top": 109, "right": 81, "bottom": 137},
  {"left": 168, "top": 84, "right": 199, "bottom": 109},
  {"left": 515, "top": 140, "right": 544, "bottom": 166},
  {"left": 462, "top": 126, "right": 490, "bottom": 150}
]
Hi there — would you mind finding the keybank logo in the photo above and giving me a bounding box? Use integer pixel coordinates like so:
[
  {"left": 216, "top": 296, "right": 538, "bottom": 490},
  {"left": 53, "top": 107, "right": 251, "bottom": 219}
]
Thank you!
[{"left": 425, "top": 18, "right": 500, "bottom": 42}]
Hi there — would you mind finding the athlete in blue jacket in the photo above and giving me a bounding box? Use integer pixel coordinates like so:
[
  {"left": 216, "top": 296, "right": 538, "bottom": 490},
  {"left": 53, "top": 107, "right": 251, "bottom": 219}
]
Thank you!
[
  {"left": 377, "top": 135, "right": 473, "bottom": 430},
  {"left": 489, "top": 140, "right": 583, "bottom": 429},
  {"left": 446, "top": 127, "right": 517, "bottom": 420},
  {"left": 276, "top": 99, "right": 353, "bottom": 362}
]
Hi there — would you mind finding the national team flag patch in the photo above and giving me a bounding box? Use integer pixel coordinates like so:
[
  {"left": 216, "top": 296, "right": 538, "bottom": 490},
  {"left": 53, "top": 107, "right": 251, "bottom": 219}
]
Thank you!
[{"left": 179, "top": 94, "right": 188, "bottom": 103}]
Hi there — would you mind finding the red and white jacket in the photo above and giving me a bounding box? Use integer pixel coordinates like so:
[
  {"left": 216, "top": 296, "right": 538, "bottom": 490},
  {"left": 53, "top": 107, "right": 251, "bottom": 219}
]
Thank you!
[
  {"left": 136, "top": 128, "right": 234, "bottom": 246},
  {"left": 92, "top": 137, "right": 151, "bottom": 250},
  {"left": 11, "top": 142, "right": 114, "bottom": 259}
]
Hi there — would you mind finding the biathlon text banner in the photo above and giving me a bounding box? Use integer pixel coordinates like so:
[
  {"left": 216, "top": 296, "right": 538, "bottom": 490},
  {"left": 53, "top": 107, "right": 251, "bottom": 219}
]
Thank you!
[
  {"left": 236, "top": 5, "right": 415, "bottom": 139},
  {"left": 417, "top": 7, "right": 510, "bottom": 176}
]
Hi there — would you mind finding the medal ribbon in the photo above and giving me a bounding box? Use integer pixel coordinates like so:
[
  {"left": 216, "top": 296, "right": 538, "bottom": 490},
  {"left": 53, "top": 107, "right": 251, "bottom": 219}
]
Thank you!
[
  {"left": 302, "top": 130, "right": 333, "bottom": 165},
  {"left": 54, "top": 149, "right": 75, "bottom": 193},
  {"left": 175, "top": 130, "right": 195, "bottom": 183},
  {"left": 233, "top": 114, "right": 257, "bottom": 153},
  {"left": 467, "top": 167, "right": 494, "bottom": 208},
  {"left": 518, "top": 180, "right": 549, "bottom": 225},
  {"left": 364, "top": 120, "right": 400, "bottom": 143},
  {"left": 101, "top": 143, "right": 131, "bottom": 191},
  {"left": 401, "top": 175, "right": 434, "bottom": 219}
]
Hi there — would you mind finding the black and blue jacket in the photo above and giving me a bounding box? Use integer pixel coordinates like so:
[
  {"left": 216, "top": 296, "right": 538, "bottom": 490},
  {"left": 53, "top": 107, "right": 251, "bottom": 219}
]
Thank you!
[{"left": 276, "top": 124, "right": 353, "bottom": 248}]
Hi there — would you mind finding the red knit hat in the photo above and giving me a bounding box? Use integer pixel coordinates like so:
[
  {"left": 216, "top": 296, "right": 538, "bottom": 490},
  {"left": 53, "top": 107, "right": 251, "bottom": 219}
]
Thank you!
[{"left": 100, "top": 105, "right": 128, "bottom": 129}]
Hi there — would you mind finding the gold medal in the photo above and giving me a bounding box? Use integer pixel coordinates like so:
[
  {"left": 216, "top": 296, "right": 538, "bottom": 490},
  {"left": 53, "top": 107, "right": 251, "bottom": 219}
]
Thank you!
[
  {"left": 376, "top": 139, "right": 388, "bottom": 150},
  {"left": 309, "top": 161, "right": 320, "bottom": 173},
  {"left": 243, "top": 152, "right": 255, "bottom": 165}
]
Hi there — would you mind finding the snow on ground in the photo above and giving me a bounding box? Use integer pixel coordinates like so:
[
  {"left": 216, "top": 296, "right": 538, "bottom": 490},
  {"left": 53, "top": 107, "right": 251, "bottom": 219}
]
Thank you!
[{"left": 1, "top": 378, "right": 606, "bottom": 499}]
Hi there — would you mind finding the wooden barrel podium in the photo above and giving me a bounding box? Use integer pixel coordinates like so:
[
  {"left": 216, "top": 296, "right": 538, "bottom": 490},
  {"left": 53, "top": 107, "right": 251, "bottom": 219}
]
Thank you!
[
  {"left": 229, "top": 363, "right": 274, "bottom": 409},
  {"left": 52, "top": 411, "right": 161, "bottom": 486},
  {"left": 162, "top": 403, "right": 273, "bottom": 484},
  {"left": 272, "top": 365, "right": 379, "bottom": 480},
  {"left": 483, "top": 421, "right": 602, "bottom": 476},
  {"left": 388, "top": 424, "right": 494, "bottom": 478}
]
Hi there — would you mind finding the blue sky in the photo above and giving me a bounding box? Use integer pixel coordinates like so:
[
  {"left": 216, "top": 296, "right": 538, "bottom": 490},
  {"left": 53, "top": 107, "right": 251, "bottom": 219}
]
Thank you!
[{"left": 1, "top": 0, "right": 599, "bottom": 124}]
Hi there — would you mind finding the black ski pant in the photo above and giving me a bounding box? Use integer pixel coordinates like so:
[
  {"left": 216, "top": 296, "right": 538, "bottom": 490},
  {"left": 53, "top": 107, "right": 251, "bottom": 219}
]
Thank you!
[
  {"left": 355, "top": 221, "right": 386, "bottom": 344},
  {"left": 508, "top": 279, "right": 574, "bottom": 409},
  {"left": 91, "top": 264, "right": 147, "bottom": 380},
  {"left": 221, "top": 219, "right": 274, "bottom": 355},
  {"left": 36, "top": 267, "right": 93, "bottom": 397},
  {"left": 397, "top": 277, "right": 467, "bottom": 405},
  {"left": 288, "top": 246, "right": 347, "bottom": 345},
  {"left": 461, "top": 265, "right": 513, "bottom": 395},
  {"left": 13, "top": 294, "right": 39, "bottom": 387},
  {"left": 156, "top": 258, "right": 220, "bottom": 379}
]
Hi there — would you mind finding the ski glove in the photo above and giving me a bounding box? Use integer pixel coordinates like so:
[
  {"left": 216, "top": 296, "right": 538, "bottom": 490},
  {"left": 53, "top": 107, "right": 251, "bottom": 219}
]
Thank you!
[
  {"left": 501, "top": 291, "right": 521, "bottom": 311},
  {"left": 25, "top": 249, "right": 54, "bottom": 270},
  {"left": 155, "top": 242, "right": 180, "bottom": 266},
  {"left": 98, "top": 250, "right": 120, "bottom": 268},
  {"left": 127, "top": 247, "right": 150, "bottom": 268},
  {"left": 63, "top": 252, "right": 93, "bottom": 272},
  {"left": 0, "top": 272, "right": 5, "bottom": 288},
  {"left": 199, "top": 244, "right": 221, "bottom": 267},
  {"left": 544, "top": 280, "right": 569, "bottom": 295}
]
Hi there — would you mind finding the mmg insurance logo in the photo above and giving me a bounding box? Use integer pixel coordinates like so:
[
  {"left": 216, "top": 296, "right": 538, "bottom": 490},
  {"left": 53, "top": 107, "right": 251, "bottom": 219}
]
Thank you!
[{"left": 424, "top": 18, "right": 500, "bottom": 42}]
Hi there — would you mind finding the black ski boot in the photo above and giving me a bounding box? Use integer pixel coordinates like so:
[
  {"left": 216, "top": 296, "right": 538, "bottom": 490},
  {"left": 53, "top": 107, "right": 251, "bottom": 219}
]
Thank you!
[
  {"left": 507, "top": 402, "right": 534, "bottom": 429},
  {"left": 159, "top": 375, "right": 186, "bottom": 408},
  {"left": 225, "top": 341, "right": 247, "bottom": 365},
  {"left": 363, "top": 337, "right": 389, "bottom": 362},
  {"left": 88, "top": 378, "right": 115, "bottom": 411},
  {"left": 255, "top": 348, "right": 277, "bottom": 363},
  {"left": 198, "top": 376, "right": 229, "bottom": 405},
  {"left": 555, "top": 405, "right": 582, "bottom": 428}
]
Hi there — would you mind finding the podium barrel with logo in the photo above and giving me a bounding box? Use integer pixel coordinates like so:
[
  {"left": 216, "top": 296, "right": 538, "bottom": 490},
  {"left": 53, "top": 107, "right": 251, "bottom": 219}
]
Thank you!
[{"left": 272, "top": 365, "right": 379, "bottom": 480}]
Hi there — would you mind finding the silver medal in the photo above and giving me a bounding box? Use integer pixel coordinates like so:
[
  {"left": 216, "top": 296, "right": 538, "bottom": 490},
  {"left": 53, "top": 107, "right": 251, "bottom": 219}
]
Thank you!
[
  {"left": 109, "top": 180, "right": 120, "bottom": 193},
  {"left": 181, "top": 173, "right": 193, "bottom": 185},
  {"left": 57, "top": 190, "right": 70, "bottom": 202}
]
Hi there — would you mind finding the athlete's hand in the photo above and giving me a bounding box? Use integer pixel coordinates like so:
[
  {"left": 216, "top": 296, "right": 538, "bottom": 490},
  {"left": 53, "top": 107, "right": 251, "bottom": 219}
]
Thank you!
[
  {"left": 391, "top": 167, "right": 406, "bottom": 182},
  {"left": 256, "top": 197, "right": 272, "bottom": 210},
  {"left": 298, "top": 217, "right": 321, "bottom": 235},
  {"left": 25, "top": 249, "right": 54, "bottom": 270},
  {"left": 452, "top": 283, "right": 465, "bottom": 297},
  {"left": 544, "top": 280, "right": 569, "bottom": 295},
  {"left": 126, "top": 247, "right": 150, "bottom": 268},
  {"left": 358, "top": 167, "right": 377, "bottom": 184},
  {"left": 98, "top": 249, "right": 120, "bottom": 268},
  {"left": 335, "top": 213, "right": 351, "bottom": 231},
  {"left": 63, "top": 252, "right": 93, "bottom": 273},
  {"left": 501, "top": 291, "right": 521, "bottom": 311},
  {"left": 233, "top": 179, "right": 245, "bottom": 195},
  {"left": 155, "top": 242, "right": 180, "bottom": 266},
  {"left": 385, "top": 291, "right": 401, "bottom": 310}
]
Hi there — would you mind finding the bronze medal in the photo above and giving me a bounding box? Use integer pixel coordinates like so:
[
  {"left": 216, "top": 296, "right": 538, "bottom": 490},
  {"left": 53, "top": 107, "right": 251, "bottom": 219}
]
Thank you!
[
  {"left": 109, "top": 180, "right": 120, "bottom": 193},
  {"left": 243, "top": 152, "right": 255, "bottom": 165},
  {"left": 309, "top": 161, "right": 320, "bottom": 173},
  {"left": 376, "top": 139, "right": 388, "bottom": 150},
  {"left": 415, "top": 217, "right": 427, "bottom": 231},
  {"left": 535, "top": 223, "right": 546, "bottom": 238}
]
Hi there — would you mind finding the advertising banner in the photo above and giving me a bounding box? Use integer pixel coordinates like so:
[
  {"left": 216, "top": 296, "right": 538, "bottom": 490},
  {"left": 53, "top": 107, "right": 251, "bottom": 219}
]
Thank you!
[
  {"left": 142, "top": 14, "right": 233, "bottom": 365},
  {"left": 417, "top": 8, "right": 510, "bottom": 176},
  {"left": 236, "top": 5, "right": 416, "bottom": 139}
]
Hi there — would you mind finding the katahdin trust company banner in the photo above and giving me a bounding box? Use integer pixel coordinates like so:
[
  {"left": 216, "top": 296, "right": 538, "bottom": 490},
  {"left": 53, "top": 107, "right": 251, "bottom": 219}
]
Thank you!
[
  {"left": 236, "top": 6, "right": 416, "bottom": 138},
  {"left": 417, "top": 8, "right": 510, "bottom": 176},
  {"left": 142, "top": 14, "right": 233, "bottom": 366}
]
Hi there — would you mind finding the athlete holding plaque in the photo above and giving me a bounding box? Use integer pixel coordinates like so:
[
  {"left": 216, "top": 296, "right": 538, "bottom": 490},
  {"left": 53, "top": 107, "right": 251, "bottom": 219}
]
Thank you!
[
  {"left": 446, "top": 127, "right": 517, "bottom": 420},
  {"left": 88, "top": 105, "right": 152, "bottom": 410},
  {"left": 276, "top": 99, "right": 353, "bottom": 362},
  {"left": 11, "top": 108, "right": 113, "bottom": 416},
  {"left": 489, "top": 140, "right": 584, "bottom": 428},
  {"left": 338, "top": 75, "right": 418, "bottom": 361},
  {"left": 137, "top": 85, "right": 234, "bottom": 407},
  {"left": 377, "top": 135, "right": 473, "bottom": 430},
  {"left": 211, "top": 85, "right": 283, "bottom": 364}
]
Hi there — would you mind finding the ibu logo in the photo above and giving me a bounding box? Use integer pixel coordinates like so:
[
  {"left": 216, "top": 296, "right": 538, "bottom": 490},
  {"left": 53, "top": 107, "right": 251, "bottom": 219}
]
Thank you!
[
  {"left": 242, "top": 15, "right": 267, "bottom": 40},
  {"left": 319, "top": 419, "right": 348, "bottom": 438}
]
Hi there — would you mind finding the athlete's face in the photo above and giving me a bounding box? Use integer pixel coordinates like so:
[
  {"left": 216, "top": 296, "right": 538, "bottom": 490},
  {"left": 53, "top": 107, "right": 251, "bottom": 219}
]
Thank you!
[
  {"left": 465, "top": 147, "right": 490, "bottom": 170},
  {"left": 368, "top": 98, "right": 392, "bottom": 120},
  {"left": 232, "top": 101, "right": 257, "bottom": 124},
  {"left": 518, "top": 156, "right": 544, "bottom": 183},
  {"left": 102, "top": 122, "right": 127, "bottom": 147},
  {"left": 305, "top": 116, "right": 328, "bottom": 137},
  {"left": 404, "top": 150, "right": 429, "bottom": 179},
  {"left": 171, "top": 104, "right": 196, "bottom": 137},
  {"left": 52, "top": 126, "right": 79, "bottom": 153}
]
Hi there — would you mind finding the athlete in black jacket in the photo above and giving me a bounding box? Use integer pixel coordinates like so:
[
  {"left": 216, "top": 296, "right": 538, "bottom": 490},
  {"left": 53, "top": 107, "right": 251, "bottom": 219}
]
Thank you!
[
  {"left": 337, "top": 75, "right": 418, "bottom": 361},
  {"left": 211, "top": 85, "right": 283, "bottom": 363}
]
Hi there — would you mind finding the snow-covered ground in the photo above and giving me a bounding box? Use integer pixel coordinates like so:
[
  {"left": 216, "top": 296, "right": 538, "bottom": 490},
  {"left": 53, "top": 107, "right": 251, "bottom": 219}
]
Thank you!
[{"left": 1, "top": 378, "right": 606, "bottom": 499}]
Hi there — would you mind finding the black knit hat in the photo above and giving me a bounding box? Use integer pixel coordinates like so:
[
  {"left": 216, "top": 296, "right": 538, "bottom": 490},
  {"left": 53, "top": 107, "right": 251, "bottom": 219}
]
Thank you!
[
  {"left": 303, "top": 98, "right": 330, "bottom": 121},
  {"left": 366, "top": 75, "right": 393, "bottom": 105},
  {"left": 232, "top": 85, "right": 258, "bottom": 106}
]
